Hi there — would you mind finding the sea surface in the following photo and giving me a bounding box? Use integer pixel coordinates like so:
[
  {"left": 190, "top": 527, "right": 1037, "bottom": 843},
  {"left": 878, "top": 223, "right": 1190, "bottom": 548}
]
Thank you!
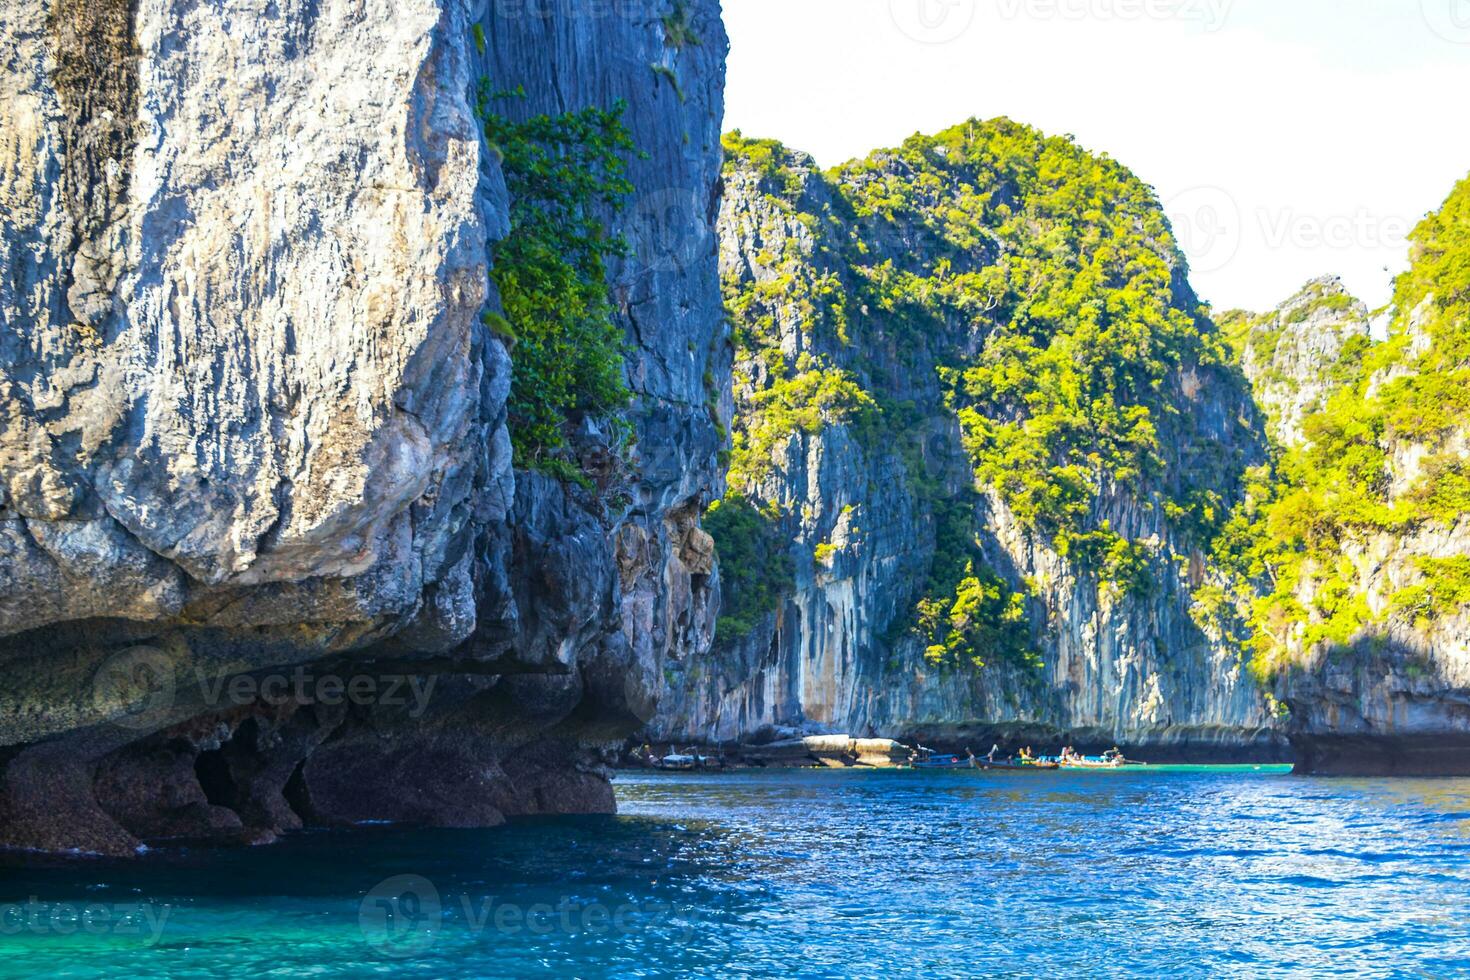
[{"left": 2, "top": 767, "right": 1469, "bottom": 978}]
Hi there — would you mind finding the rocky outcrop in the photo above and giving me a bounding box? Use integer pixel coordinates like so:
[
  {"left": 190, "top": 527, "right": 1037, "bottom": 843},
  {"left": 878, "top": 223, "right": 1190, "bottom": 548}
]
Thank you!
[
  {"left": 650, "top": 133, "right": 1469, "bottom": 775},
  {"left": 1277, "top": 476, "right": 1470, "bottom": 774},
  {"left": 1194, "top": 173, "right": 1470, "bottom": 775},
  {"left": 1222, "top": 276, "right": 1373, "bottom": 447},
  {"left": 650, "top": 130, "right": 1283, "bottom": 759},
  {"left": 0, "top": 0, "right": 728, "bottom": 854},
  {"left": 1255, "top": 281, "right": 1470, "bottom": 775}
]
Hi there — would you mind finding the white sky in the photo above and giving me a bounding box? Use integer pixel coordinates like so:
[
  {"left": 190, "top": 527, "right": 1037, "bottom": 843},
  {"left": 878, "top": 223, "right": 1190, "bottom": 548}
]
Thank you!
[{"left": 722, "top": 0, "right": 1470, "bottom": 313}]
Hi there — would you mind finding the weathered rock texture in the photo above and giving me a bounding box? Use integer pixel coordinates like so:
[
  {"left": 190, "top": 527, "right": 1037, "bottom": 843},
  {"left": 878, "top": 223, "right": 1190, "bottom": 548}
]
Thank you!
[
  {"left": 650, "top": 133, "right": 1284, "bottom": 759},
  {"left": 1223, "top": 276, "right": 1373, "bottom": 448},
  {"left": 1250, "top": 283, "right": 1470, "bottom": 775},
  {"left": 0, "top": 0, "right": 727, "bottom": 854}
]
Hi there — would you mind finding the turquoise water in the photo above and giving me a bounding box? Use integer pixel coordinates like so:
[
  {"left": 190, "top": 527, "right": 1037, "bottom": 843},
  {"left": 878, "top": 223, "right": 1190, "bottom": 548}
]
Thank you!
[{"left": 2, "top": 768, "right": 1470, "bottom": 977}]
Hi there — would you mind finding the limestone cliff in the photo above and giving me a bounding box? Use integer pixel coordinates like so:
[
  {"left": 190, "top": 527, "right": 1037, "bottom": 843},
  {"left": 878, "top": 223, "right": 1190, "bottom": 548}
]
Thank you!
[
  {"left": 651, "top": 127, "right": 1282, "bottom": 757},
  {"left": 0, "top": 0, "right": 727, "bottom": 854},
  {"left": 1216, "top": 204, "right": 1470, "bottom": 773},
  {"left": 1220, "top": 276, "right": 1373, "bottom": 448}
]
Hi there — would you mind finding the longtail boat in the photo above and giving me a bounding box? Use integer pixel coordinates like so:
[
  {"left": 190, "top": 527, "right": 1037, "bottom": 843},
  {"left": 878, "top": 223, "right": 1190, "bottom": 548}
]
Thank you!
[
  {"left": 971, "top": 756, "right": 1058, "bottom": 771},
  {"left": 1052, "top": 749, "right": 1131, "bottom": 770},
  {"left": 908, "top": 747, "right": 1137, "bottom": 771},
  {"left": 913, "top": 752, "right": 1061, "bottom": 770}
]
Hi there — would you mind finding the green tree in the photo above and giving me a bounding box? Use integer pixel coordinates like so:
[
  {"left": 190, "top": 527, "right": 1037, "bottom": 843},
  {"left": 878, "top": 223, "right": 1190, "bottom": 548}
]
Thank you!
[{"left": 480, "top": 83, "right": 638, "bottom": 478}]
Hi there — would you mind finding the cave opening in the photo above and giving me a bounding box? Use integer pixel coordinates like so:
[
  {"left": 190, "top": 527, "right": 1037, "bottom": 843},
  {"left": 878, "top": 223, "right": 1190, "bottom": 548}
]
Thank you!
[
  {"left": 193, "top": 746, "right": 238, "bottom": 809},
  {"left": 283, "top": 758, "right": 313, "bottom": 824}
]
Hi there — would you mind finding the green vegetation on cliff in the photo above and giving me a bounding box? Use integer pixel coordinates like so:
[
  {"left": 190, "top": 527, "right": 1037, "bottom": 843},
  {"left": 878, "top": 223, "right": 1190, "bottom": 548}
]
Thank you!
[
  {"left": 715, "top": 120, "right": 1245, "bottom": 669},
  {"left": 704, "top": 494, "right": 795, "bottom": 642},
  {"left": 479, "top": 84, "right": 636, "bottom": 479},
  {"left": 1207, "top": 175, "right": 1470, "bottom": 678},
  {"left": 880, "top": 121, "right": 1230, "bottom": 570},
  {"left": 912, "top": 497, "right": 1041, "bottom": 671}
]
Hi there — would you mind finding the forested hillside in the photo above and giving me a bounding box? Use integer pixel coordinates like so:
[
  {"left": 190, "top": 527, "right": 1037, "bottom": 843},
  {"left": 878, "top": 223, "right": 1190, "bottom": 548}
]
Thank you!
[{"left": 654, "top": 120, "right": 1275, "bottom": 753}]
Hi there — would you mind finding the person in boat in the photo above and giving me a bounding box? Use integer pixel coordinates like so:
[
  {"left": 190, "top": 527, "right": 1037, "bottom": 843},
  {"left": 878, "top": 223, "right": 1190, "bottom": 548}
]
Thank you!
[
  {"left": 1019, "top": 746, "right": 1034, "bottom": 762},
  {"left": 986, "top": 744, "right": 1000, "bottom": 762}
]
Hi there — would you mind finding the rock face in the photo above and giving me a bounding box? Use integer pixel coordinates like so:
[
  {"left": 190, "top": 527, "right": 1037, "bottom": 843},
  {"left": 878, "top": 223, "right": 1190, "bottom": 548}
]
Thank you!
[
  {"left": 650, "top": 129, "right": 1283, "bottom": 758},
  {"left": 0, "top": 0, "right": 727, "bottom": 854},
  {"left": 1253, "top": 278, "right": 1470, "bottom": 775},
  {"left": 1183, "top": 171, "right": 1470, "bottom": 775},
  {"left": 1222, "top": 276, "right": 1373, "bottom": 448}
]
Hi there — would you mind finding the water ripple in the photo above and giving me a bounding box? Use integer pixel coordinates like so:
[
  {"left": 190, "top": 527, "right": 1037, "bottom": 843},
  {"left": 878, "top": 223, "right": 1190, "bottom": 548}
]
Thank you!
[{"left": 1, "top": 769, "right": 1469, "bottom": 976}]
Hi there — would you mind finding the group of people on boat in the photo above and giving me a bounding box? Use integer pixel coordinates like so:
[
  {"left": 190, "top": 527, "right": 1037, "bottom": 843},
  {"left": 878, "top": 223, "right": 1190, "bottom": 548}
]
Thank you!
[
  {"left": 968, "top": 745, "right": 1132, "bottom": 769},
  {"left": 639, "top": 744, "right": 720, "bottom": 770},
  {"left": 635, "top": 741, "right": 1138, "bottom": 771},
  {"left": 1056, "top": 746, "right": 1129, "bottom": 768}
]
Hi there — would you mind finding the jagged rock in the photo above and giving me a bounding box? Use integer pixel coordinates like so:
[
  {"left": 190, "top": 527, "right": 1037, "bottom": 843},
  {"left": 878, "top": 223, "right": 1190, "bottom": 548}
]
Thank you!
[
  {"left": 1222, "top": 276, "right": 1373, "bottom": 447},
  {"left": 1225, "top": 244, "right": 1470, "bottom": 772},
  {"left": 678, "top": 525, "right": 716, "bottom": 575},
  {"left": 650, "top": 128, "right": 1283, "bottom": 758},
  {"left": 0, "top": 0, "right": 729, "bottom": 854}
]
